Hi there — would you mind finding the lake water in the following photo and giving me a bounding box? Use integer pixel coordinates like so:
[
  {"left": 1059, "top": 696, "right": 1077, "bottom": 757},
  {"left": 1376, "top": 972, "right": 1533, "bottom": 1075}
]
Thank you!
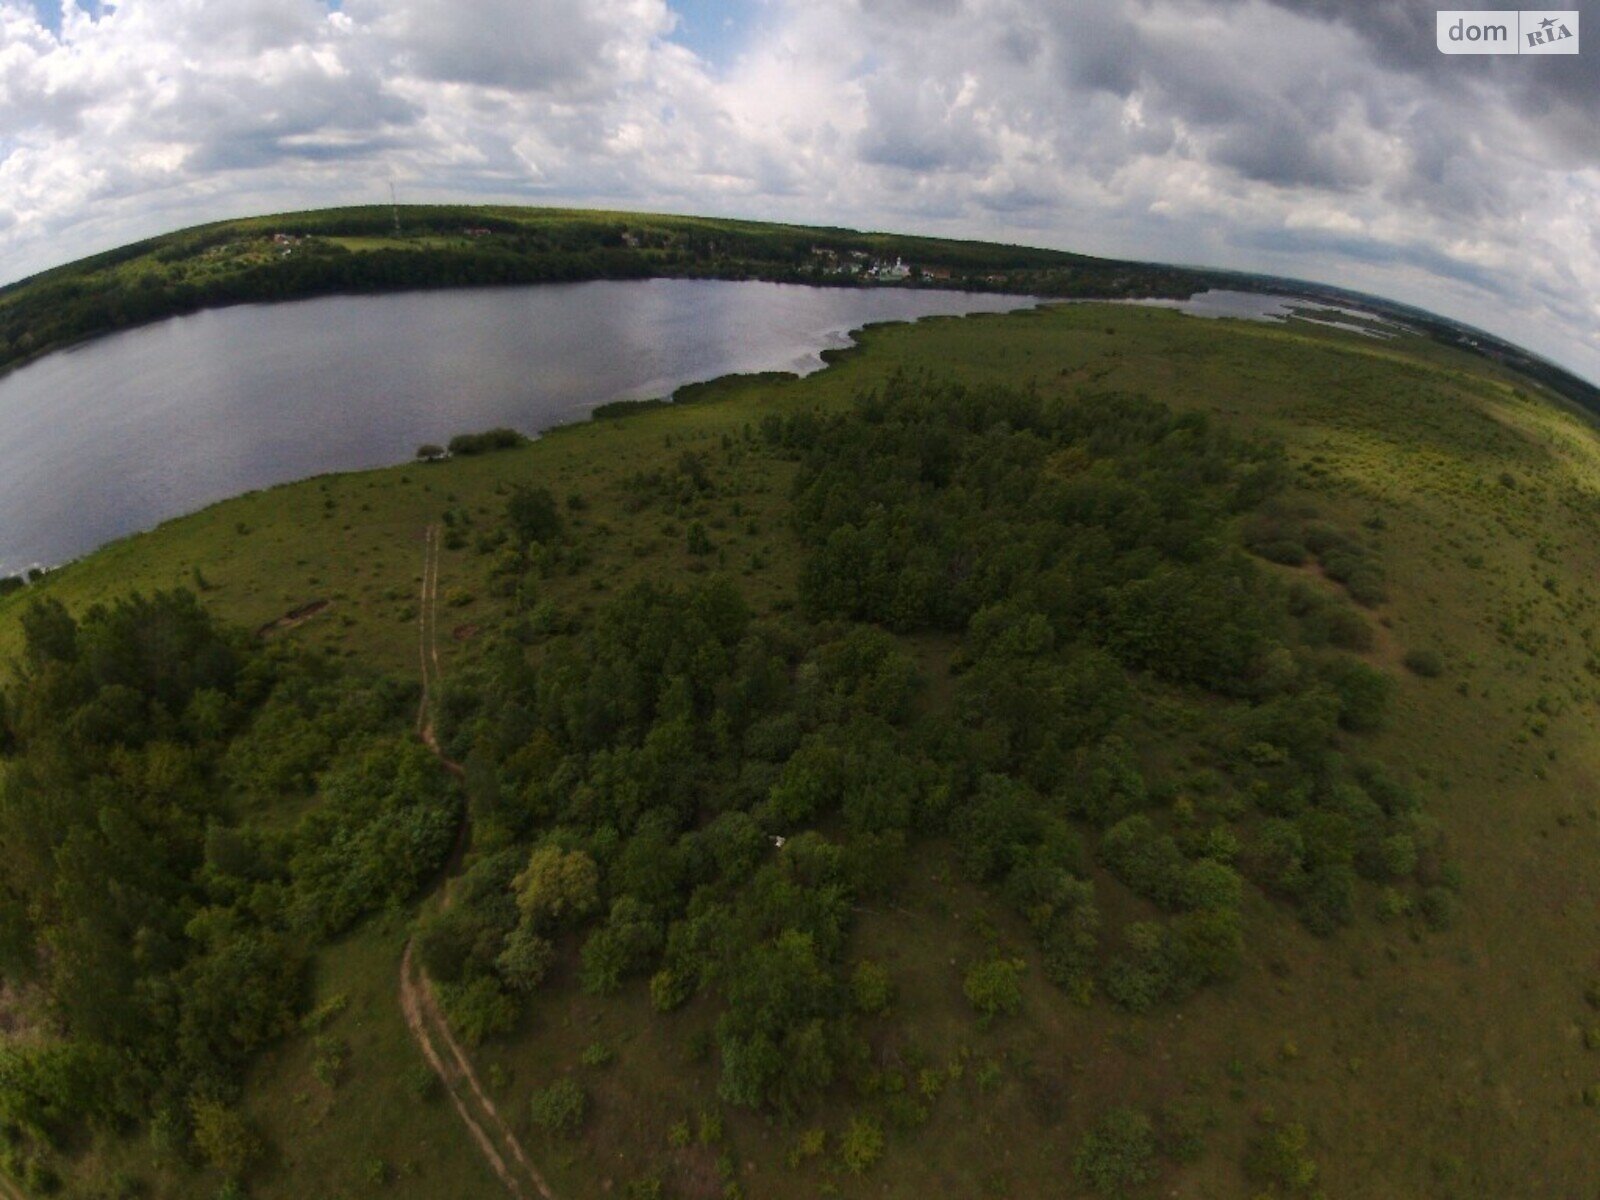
[
  {"left": 1122, "top": 289, "right": 1403, "bottom": 337},
  {"left": 0, "top": 279, "right": 1034, "bottom": 574}
]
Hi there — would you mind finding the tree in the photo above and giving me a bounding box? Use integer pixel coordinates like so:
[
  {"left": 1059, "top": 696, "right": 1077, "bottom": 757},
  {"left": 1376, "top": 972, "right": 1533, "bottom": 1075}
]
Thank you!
[
  {"left": 716, "top": 931, "right": 842, "bottom": 1112},
  {"left": 579, "top": 897, "right": 663, "bottom": 995},
  {"left": 514, "top": 845, "right": 600, "bottom": 929},
  {"left": 20, "top": 596, "right": 78, "bottom": 666},
  {"left": 507, "top": 485, "right": 563, "bottom": 546}
]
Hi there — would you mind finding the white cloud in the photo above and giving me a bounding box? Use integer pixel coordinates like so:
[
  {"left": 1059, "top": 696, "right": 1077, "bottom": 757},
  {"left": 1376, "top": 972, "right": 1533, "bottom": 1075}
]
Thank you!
[{"left": 0, "top": 0, "right": 1593, "bottom": 382}]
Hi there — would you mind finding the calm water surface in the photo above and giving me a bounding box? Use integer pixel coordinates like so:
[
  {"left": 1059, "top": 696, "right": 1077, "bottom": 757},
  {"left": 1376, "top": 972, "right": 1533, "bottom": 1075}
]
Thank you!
[
  {"left": 0, "top": 280, "right": 1034, "bottom": 573},
  {"left": 1124, "top": 289, "right": 1403, "bottom": 337}
]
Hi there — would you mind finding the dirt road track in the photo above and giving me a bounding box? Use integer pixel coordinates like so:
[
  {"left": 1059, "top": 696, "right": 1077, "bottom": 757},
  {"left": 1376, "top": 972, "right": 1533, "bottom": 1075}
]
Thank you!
[{"left": 400, "top": 524, "right": 556, "bottom": 1199}]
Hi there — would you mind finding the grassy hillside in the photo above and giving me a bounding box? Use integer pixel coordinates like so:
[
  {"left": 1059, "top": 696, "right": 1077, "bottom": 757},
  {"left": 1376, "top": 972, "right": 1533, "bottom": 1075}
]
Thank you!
[{"left": 3, "top": 301, "right": 1600, "bottom": 1200}]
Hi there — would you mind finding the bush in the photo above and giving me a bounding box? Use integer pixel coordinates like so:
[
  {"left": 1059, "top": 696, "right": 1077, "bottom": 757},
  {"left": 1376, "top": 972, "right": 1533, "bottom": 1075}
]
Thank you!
[
  {"left": 963, "top": 957, "right": 1025, "bottom": 1022},
  {"left": 840, "top": 1115, "right": 884, "bottom": 1174},
  {"left": 1419, "top": 885, "right": 1458, "bottom": 931},
  {"left": 439, "top": 977, "right": 519, "bottom": 1046},
  {"left": 1254, "top": 539, "right": 1309, "bottom": 566},
  {"left": 530, "top": 1077, "right": 587, "bottom": 1138},
  {"left": 649, "top": 968, "right": 693, "bottom": 1012},
  {"left": 406, "top": 1063, "right": 441, "bottom": 1102},
  {"left": 496, "top": 926, "right": 556, "bottom": 992},
  {"left": 1346, "top": 568, "right": 1388, "bottom": 607},
  {"left": 1073, "top": 1107, "right": 1156, "bottom": 1197},
  {"left": 448, "top": 427, "right": 526, "bottom": 456},
  {"left": 1158, "top": 1097, "right": 1215, "bottom": 1163},
  {"left": 1324, "top": 606, "right": 1374, "bottom": 651},
  {"left": 1244, "top": 1121, "right": 1318, "bottom": 1193},
  {"left": 1403, "top": 648, "right": 1444, "bottom": 678},
  {"left": 1319, "top": 658, "right": 1392, "bottom": 732},
  {"left": 190, "top": 1098, "right": 261, "bottom": 1177},
  {"left": 851, "top": 960, "right": 894, "bottom": 1016}
]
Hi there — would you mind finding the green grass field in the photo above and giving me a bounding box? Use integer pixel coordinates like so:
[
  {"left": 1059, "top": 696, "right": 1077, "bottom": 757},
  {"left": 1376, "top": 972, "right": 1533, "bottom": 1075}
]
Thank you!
[{"left": 5, "top": 301, "right": 1600, "bottom": 1199}]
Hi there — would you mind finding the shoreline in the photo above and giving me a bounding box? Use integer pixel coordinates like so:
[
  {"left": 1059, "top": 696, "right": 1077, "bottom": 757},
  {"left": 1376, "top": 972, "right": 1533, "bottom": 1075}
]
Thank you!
[{"left": 0, "top": 288, "right": 1048, "bottom": 590}]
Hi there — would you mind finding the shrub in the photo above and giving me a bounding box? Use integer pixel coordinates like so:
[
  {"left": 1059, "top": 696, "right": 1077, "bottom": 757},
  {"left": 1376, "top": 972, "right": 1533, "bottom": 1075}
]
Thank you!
[
  {"left": 190, "top": 1098, "right": 261, "bottom": 1177},
  {"left": 1254, "top": 539, "right": 1309, "bottom": 566},
  {"left": 1346, "top": 568, "right": 1388, "bottom": 607},
  {"left": 1403, "top": 648, "right": 1444, "bottom": 678},
  {"left": 310, "top": 1035, "right": 349, "bottom": 1088},
  {"left": 851, "top": 960, "right": 894, "bottom": 1016},
  {"left": 530, "top": 1077, "right": 587, "bottom": 1138},
  {"left": 1319, "top": 658, "right": 1392, "bottom": 733},
  {"left": 1158, "top": 1097, "right": 1215, "bottom": 1164},
  {"left": 1377, "top": 834, "right": 1418, "bottom": 881},
  {"left": 1073, "top": 1107, "right": 1156, "bottom": 1197},
  {"left": 840, "top": 1115, "right": 884, "bottom": 1174},
  {"left": 1244, "top": 1121, "right": 1318, "bottom": 1193},
  {"left": 1419, "top": 885, "right": 1458, "bottom": 931},
  {"left": 406, "top": 1063, "right": 441, "bottom": 1102},
  {"left": 788, "top": 1127, "right": 826, "bottom": 1168},
  {"left": 963, "top": 957, "right": 1026, "bottom": 1022},
  {"left": 439, "top": 977, "right": 519, "bottom": 1046},
  {"left": 448, "top": 427, "right": 526, "bottom": 456},
  {"left": 1376, "top": 887, "right": 1412, "bottom": 921},
  {"left": 649, "top": 968, "right": 693, "bottom": 1013},
  {"left": 1324, "top": 606, "right": 1374, "bottom": 651},
  {"left": 496, "top": 926, "right": 556, "bottom": 992}
]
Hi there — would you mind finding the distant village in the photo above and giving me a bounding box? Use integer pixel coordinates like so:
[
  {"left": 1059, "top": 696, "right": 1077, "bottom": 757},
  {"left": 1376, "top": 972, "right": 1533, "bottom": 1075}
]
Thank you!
[{"left": 803, "top": 245, "right": 973, "bottom": 283}]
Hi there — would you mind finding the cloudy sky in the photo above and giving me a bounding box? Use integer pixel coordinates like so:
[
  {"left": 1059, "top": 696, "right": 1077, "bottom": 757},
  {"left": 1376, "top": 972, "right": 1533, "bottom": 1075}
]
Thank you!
[{"left": 1, "top": 0, "right": 1596, "bottom": 382}]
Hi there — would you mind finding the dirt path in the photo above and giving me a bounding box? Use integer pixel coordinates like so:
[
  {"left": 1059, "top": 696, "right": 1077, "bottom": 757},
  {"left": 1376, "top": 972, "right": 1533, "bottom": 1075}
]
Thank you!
[
  {"left": 0, "top": 1171, "right": 27, "bottom": 1200},
  {"left": 399, "top": 523, "right": 555, "bottom": 1200}
]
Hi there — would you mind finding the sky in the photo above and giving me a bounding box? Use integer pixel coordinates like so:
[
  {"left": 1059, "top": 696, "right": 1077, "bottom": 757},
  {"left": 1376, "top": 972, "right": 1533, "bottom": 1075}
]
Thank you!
[{"left": 0, "top": 0, "right": 1596, "bottom": 383}]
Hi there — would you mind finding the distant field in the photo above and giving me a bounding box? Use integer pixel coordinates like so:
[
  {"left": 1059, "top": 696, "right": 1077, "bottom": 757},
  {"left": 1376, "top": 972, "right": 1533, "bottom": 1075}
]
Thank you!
[{"left": 4, "top": 301, "right": 1600, "bottom": 1199}]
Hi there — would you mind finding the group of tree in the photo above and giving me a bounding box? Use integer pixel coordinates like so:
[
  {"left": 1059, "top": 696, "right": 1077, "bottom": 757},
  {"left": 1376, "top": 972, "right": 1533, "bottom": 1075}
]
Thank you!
[
  {"left": 413, "top": 373, "right": 1444, "bottom": 1120},
  {"left": 0, "top": 590, "right": 458, "bottom": 1183}
]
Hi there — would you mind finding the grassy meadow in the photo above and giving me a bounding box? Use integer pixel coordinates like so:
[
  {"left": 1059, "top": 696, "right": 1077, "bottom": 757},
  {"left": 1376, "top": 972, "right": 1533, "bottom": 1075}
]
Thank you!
[{"left": 4, "top": 301, "right": 1600, "bottom": 1199}]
